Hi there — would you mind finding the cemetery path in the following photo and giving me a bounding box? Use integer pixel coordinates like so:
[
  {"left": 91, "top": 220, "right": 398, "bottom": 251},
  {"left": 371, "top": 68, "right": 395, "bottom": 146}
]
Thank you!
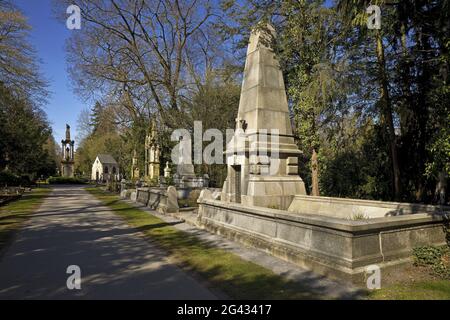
[{"left": 0, "top": 185, "right": 217, "bottom": 300}]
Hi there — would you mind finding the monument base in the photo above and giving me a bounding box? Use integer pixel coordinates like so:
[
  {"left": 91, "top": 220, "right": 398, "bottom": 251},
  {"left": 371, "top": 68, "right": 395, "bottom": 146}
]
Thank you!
[
  {"left": 222, "top": 175, "right": 307, "bottom": 210},
  {"left": 61, "top": 162, "right": 74, "bottom": 178},
  {"left": 244, "top": 176, "right": 306, "bottom": 210}
]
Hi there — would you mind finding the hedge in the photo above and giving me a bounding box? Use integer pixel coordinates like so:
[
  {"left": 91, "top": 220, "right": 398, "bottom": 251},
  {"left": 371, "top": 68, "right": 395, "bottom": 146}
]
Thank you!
[{"left": 48, "top": 177, "right": 88, "bottom": 185}]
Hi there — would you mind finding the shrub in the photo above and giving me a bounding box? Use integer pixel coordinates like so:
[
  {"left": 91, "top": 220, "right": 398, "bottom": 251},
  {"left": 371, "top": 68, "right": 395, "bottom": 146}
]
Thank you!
[
  {"left": 350, "top": 213, "right": 370, "bottom": 220},
  {"left": 48, "top": 177, "right": 87, "bottom": 185},
  {"left": 19, "top": 175, "right": 32, "bottom": 187},
  {"left": 0, "top": 171, "right": 21, "bottom": 187},
  {"left": 413, "top": 246, "right": 450, "bottom": 279}
]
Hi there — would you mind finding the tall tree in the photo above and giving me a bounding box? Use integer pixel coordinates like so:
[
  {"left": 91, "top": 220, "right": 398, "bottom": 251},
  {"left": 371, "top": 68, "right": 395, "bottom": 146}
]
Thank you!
[
  {"left": 57, "top": 0, "right": 223, "bottom": 129},
  {"left": 336, "top": 0, "right": 401, "bottom": 200},
  {"left": 0, "top": 1, "right": 55, "bottom": 180},
  {"left": 0, "top": 0, "right": 47, "bottom": 101}
]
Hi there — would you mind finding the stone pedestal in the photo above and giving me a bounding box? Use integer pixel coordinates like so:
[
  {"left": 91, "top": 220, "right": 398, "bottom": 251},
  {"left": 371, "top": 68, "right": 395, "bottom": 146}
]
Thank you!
[{"left": 61, "top": 162, "right": 74, "bottom": 178}]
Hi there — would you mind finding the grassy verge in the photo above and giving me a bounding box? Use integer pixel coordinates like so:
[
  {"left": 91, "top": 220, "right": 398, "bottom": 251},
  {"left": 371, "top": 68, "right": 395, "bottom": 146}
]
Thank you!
[
  {"left": 87, "top": 187, "right": 339, "bottom": 300},
  {"left": 0, "top": 188, "right": 52, "bottom": 251},
  {"left": 369, "top": 246, "right": 450, "bottom": 300},
  {"left": 369, "top": 280, "right": 450, "bottom": 300}
]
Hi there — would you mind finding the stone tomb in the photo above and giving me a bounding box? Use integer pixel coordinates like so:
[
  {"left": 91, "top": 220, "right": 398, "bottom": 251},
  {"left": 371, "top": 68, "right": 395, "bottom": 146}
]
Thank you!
[
  {"left": 198, "top": 191, "right": 448, "bottom": 284},
  {"left": 135, "top": 186, "right": 179, "bottom": 214},
  {"left": 197, "top": 24, "right": 449, "bottom": 285}
]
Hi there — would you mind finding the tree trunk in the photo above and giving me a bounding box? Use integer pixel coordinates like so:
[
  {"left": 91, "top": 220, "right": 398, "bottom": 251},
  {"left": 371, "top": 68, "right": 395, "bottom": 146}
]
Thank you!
[
  {"left": 375, "top": 30, "right": 401, "bottom": 200},
  {"left": 311, "top": 148, "right": 320, "bottom": 196},
  {"left": 435, "top": 171, "right": 448, "bottom": 205},
  {"left": 398, "top": 20, "right": 413, "bottom": 135}
]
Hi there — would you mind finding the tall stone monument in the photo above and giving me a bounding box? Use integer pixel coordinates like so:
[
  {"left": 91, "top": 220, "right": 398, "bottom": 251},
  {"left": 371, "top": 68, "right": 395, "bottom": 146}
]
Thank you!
[
  {"left": 176, "top": 136, "right": 195, "bottom": 178},
  {"left": 173, "top": 136, "right": 208, "bottom": 188},
  {"left": 221, "top": 24, "right": 306, "bottom": 209},
  {"left": 144, "top": 119, "right": 160, "bottom": 182},
  {"left": 61, "top": 124, "right": 75, "bottom": 178},
  {"left": 130, "top": 149, "right": 140, "bottom": 181},
  {"left": 164, "top": 162, "right": 172, "bottom": 178}
]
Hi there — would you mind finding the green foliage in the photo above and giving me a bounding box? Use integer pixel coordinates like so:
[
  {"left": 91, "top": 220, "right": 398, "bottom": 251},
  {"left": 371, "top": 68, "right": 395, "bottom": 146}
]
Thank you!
[
  {"left": 369, "top": 280, "right": 450, "bottom": 300},
  {"left": 0, "top": 86, "right": 57, "bottom": 180},
  {"left": 0, "top": 2, "right": 56, "bottom": 181},
  {"left": 75, "top": 103, "right": 127, "bottom": 178},
  {"left": 319, "top": 123, "right": 392, "bottom": 200},
  {"left": 48, "top": 177, "right": 87, "bottom": 185},
  {"left": 69, "top": 0, "right": 449, "bottom": 203},
  {"left": 350, "top": 213, "right": 369, "bottom": 221},
  {"left": 0, "top": 171, "right": 20, "bottom": 187},
  {"left": 425, "top": 82, "right": 450, "bottom": 177},
  {"left": 174, "top": 70, "right": 241, "bottom": 188},
  {"left": 164, "top": 175, "right": 174, "bottom": 187},
  {"left": 413, "top": 246, "right": 450, "bottom": 280},
  {"left": 145, "top": 177, "right": 159, "bottom": 187}
]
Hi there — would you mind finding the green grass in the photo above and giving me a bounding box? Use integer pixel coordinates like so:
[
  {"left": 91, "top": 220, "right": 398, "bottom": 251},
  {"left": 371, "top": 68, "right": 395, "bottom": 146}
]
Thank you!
[
  {"left": 369, "top": 280, "right": 450, "bottom": 300},
  {"left": 87, "top": 187, "right": 335, "bottom": 300},
  {"left": 0, "top": 188, "right": 52, "bottom": 251}
]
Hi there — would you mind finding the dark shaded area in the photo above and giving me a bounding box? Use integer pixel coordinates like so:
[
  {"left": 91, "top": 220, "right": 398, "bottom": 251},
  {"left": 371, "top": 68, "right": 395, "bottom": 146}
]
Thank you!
[{"left": 0, "top": 186, "right": 216, "bottom": 300}]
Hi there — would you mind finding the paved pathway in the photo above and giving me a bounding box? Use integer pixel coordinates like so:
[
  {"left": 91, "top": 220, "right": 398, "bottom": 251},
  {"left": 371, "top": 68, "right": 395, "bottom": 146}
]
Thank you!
[
  {"left": 129, "top": 202, "right": 363, "bottom": 300},
  {"left": 0, "top": 186, "right": 217, "bottom": 300}
]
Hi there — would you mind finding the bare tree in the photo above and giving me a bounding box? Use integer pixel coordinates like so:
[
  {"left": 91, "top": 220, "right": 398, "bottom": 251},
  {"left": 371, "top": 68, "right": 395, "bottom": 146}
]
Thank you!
[
  {"left": 59, "top": 0, "right": 223, "bottom": 128},
  {"left": 0, "top": 0, "right": 48, "bottom": 102}
]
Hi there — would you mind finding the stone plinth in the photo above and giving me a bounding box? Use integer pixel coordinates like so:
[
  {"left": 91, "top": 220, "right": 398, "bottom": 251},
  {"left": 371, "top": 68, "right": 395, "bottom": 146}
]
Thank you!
[{"left": 198, "top": 197, "right": 448, "bottom": 285}]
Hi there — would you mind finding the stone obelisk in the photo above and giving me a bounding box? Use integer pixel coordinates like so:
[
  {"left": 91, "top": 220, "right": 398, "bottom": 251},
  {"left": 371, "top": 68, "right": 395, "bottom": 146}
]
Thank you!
[{"left": 222, "top": 24, "right": 306, "bottom": 209}]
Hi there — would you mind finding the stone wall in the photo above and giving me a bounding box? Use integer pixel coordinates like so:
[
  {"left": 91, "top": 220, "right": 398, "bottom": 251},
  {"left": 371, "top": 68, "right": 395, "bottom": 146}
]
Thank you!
[
  {"left": 288, "top": 195, "right": 450, "bottom": 219},
  {"left": 198, "top": 195, "right": 448, "bottom": 284}
]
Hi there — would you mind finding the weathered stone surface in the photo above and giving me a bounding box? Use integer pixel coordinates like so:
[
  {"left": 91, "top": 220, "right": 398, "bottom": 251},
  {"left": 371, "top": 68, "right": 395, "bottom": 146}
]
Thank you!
[
  {"left": 197, "top": 198, "right": 448, "bottom": 284},
  {"left": 148, "top": 188, "right": 164, "bottom": 210},
  {"left": 166, "top": 186, "right": 179, "bottom": 213},
  {"left": 212, "top": 191, "right": 221, "bottom": 200},
  {"left": 288, "top": 194, "right": 450, "bottom": 219},
  {"left": 130, "top": 191, "right": 137, "bottom": 202},
  {"left": 136, "top": 188, "right": 150, "bottom": 206},
  {"left": 198, "top": 189, "right": 213, "bottom": 202},
  {"left": 222, "top": 24, "right": 306, "bottom": 209}
]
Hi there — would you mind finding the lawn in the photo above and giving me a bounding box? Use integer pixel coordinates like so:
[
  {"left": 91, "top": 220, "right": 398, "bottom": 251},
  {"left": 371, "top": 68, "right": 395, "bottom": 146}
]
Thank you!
[
  {"left": 87, "top": 187, "right": 341, "bottom": 300},
  {"left": 0, "top": 188, "right": 52, "bottom": 251},
  {"left": 370, "top": 280, "right": 450, "bottom": 300}
]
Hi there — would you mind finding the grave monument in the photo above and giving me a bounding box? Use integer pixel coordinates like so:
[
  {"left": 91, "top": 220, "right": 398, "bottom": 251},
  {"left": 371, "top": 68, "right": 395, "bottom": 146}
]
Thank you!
[{"left": 221, "top": 24, "right": 306, "bottom": 209}]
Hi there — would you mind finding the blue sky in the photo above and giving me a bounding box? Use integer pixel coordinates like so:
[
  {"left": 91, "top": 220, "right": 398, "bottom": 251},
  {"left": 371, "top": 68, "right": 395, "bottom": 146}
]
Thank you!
[{"left": 16, "top": 0, "right": 83, "bottom": 144}]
